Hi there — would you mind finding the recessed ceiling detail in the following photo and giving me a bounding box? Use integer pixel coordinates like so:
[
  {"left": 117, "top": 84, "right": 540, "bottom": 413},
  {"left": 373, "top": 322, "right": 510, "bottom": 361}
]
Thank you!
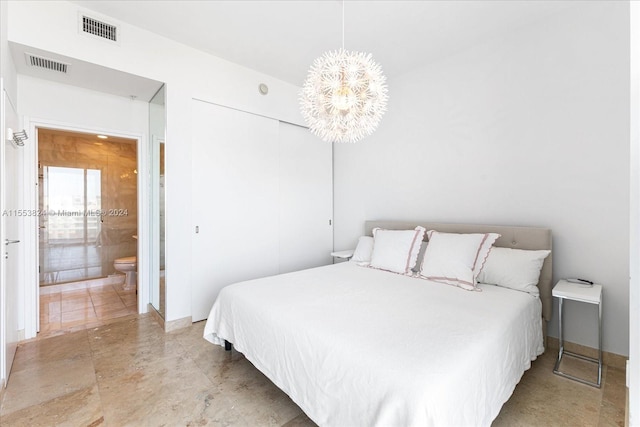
[
  {"left": 81, "top": 15, "right": 118, "bottom": 42},
  {"left": 25, "top": 53, "right": 69, "bottom": 74},
  {"left": 11, "top": 41, "right": 164, "bottom": 101}
]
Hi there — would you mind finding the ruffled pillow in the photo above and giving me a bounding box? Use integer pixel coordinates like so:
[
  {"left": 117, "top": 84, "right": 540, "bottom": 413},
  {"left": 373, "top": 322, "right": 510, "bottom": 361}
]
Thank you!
[
  {"left": 419, "top": 231, "right": 500, "bottom": 290},
  {"left": 369, "top": 226, "right": 426, "bottom": 274}
]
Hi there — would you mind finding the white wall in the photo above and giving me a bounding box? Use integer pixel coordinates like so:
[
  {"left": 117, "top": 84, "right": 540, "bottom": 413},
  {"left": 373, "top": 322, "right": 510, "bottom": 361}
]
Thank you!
[
  {"left": 18, "top": 75, "right": 148, "bottom": 133},
  {"left": 629, "top": 2, "right": 639, "bottom": 424},
  {"left": 335, "top": 2, "right": 630, "bottom": 356},
  {"left": 7, "top": 0, "right": 305, "bottom": 323},
  {"left": 1, "top": 0, "right": 17, "bottom": 106}
]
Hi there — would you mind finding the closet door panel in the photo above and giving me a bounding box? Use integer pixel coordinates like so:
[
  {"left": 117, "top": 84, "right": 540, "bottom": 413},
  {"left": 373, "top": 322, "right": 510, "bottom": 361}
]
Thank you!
[
  {"left": 278, "top": 122, "right": 333, "bottom": 274},
  {"left": 191, "top": 100, "right": 279, "bottom": 321}
]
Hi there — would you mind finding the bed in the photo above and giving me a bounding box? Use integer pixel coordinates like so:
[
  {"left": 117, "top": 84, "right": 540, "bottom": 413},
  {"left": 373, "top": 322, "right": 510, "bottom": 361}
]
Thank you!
[{"left": 203, "top": 221, "right": 553, "bottom": 426}]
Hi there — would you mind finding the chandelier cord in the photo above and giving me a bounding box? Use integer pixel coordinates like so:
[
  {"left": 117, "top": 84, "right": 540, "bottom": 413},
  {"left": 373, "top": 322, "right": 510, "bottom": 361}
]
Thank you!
[{"left": 341, "top": 0, "right": 345, "bottom": 50}]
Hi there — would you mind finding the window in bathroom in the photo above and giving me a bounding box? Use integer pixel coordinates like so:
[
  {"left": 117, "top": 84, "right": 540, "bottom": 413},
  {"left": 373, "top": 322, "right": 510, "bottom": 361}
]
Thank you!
[
  {"left": 40, "top": 166, "right": 102, "bottom": 284},
  {"left": 43, "top": 166, "right": 101, "bottom": 244}
]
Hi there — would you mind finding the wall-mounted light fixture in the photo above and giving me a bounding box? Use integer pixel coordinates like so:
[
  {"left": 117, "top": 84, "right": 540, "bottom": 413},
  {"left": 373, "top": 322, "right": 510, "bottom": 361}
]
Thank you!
[{"left": 6, "top": 128, "right": 28, "bottom": 147}]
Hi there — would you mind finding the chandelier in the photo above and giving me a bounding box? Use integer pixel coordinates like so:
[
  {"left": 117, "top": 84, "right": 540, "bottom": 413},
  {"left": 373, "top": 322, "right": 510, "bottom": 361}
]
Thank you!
[{"left": 299, "top": 2, "right": 388, "bottom": 143}]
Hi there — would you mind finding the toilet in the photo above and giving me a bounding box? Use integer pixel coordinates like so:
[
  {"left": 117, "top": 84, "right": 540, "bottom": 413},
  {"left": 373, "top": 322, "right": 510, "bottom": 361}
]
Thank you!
[{"left": 114, "top": 256, "right": 137, "bottom": 290}]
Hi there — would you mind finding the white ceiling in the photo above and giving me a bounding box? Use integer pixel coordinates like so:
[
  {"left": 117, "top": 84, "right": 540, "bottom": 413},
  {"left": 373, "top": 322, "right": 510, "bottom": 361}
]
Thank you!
[
  {"left": 70, "top": 0, "right": 578, "bottom": 86},
  {"left": 9, "top": 1, "right": 578, "bottom": 101}
]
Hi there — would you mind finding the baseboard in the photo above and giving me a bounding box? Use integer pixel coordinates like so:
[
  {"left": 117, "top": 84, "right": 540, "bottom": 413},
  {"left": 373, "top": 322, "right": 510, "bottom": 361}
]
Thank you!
[
  {"left": 147, "top": 304, "right": 192, "bottom": 332},
  {"left": 547, "top": 336, "right": 627, "bottom": 369},
  {"left": 0, "top": 377, "right": 5, "bottom": 404},
  {"left": 148, "top": 304, "right": 165, "bottom": 329},
  {"left": 626, "top": 385, "right": 629, "bottom": 427},
  {"left": 164, "top": 316, "right": 192, "bottom": 332}
]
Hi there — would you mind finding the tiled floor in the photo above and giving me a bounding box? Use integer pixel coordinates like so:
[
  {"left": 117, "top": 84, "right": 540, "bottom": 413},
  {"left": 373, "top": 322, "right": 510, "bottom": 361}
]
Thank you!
[
  {"left": 39, "top": 277, "right": 137, "bottom": 339},
  {"left": 0, "top": 315, "right": 626, "bottom": 426}
]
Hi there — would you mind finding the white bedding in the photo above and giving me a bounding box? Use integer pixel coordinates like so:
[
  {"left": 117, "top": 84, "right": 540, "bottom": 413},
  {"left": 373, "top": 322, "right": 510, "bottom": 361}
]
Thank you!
[{"left": 203, "top": 262, "right": 544, "bottom": 427}]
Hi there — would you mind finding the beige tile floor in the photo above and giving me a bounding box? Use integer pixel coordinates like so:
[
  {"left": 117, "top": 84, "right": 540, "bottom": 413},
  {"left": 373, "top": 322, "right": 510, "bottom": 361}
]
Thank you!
[
  {"left": 0, "top": 315, "right": 626, "bottom": 426},
  {"left": 39, "top": 279, "right": 138, "bottom": 340}
]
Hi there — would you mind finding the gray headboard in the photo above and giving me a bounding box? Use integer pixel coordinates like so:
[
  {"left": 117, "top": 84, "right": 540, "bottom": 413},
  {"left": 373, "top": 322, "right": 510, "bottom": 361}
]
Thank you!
[{"left": 364, "top": 221, "right": 553, "bottom": 327}]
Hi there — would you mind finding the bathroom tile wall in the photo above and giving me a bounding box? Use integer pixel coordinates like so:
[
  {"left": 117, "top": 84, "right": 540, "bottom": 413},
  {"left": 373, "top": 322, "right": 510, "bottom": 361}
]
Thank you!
[{"left": 38, "top": 129, "right": 137, "bottom": 285}]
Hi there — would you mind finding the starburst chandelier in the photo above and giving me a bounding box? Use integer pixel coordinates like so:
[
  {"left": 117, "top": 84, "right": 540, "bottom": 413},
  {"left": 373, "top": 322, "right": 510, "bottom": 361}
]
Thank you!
[{"left": 299, "top": 1, "right": 388, "bottom": 143}]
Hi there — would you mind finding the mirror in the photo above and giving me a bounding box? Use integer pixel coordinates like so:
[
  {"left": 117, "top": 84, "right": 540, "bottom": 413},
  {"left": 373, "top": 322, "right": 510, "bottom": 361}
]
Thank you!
[{"left": 149, "top": 85, "right": 166, "bottom": 317}]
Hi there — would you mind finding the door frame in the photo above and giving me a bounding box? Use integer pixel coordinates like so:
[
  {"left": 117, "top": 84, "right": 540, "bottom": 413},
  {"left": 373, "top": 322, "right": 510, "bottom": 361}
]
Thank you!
[
  {"left": 1, "top": 77, "right": 4, "bottom": 387},
  {"left": 22, "top": 117, "right": 149, "bottom": 339},
  {"left": 149, "top": 135, "right": 164, "bottom": 313},
  {"left": 1, "top": 77, "right": 24, "bottom": 386}
]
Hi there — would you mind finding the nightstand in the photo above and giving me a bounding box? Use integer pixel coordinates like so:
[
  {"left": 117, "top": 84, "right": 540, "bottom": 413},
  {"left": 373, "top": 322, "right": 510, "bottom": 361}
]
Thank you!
[
  {"left": 330, "top": 249, "right": 354, "bottom": 261},
  {"left": 552, "top": 279, "right": 602, "bottom": 388}
]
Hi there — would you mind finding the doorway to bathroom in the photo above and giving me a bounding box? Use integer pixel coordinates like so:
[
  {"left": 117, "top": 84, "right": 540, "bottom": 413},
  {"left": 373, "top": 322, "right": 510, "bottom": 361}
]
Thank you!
[{"left": 37, "top": 127, "right": 138, "bottom": 338}]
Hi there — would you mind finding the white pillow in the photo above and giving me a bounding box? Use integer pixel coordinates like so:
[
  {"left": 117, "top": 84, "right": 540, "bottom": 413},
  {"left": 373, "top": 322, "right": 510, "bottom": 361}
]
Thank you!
[
  {"left": 476, "top": 247, "right": 551, "bottom": 296},
  {"left": 369, "top": 226, "right": 425, "bottom": 274},
  {"left": 411, "top": 241, "right": 428, "bottom": 272},
  {"left": 351, "top": 236, "right": 374, "bottom": 266},
  {"left": 419, "top": 231, "right": 500, "bottom": 290}
]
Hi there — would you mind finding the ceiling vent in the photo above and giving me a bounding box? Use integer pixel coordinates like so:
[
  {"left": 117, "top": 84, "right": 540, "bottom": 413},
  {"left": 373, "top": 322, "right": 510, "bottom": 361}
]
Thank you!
[
  {"left": 80, "top": 14, "right": 118, "bottom": 42},
  {"left": 25, "top": 53, "right": 69, "bottom": 74}
]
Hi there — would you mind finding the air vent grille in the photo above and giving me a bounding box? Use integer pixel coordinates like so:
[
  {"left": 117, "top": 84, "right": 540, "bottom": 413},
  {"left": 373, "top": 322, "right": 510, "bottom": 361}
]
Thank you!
[
  {"left": 25, "top": 54, "right": 69, "bottom": 74},
  {"left": 82, "top": 15, "right": 117, "bottom": 42}
]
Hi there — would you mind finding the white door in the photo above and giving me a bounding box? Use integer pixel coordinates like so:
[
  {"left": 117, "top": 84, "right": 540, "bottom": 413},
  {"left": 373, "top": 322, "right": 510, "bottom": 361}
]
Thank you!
[
  {"left": 1, "top": 79, "right": 22, "bottom": 386},
  {"left": 191, "top": 100, "right": 280, "bottom": 321},
  {"left": 278, "top": 122, "right": 333, "bottom": 273},
  {"left": 191, "top": 101, "right": 334, "bottom": 321}
]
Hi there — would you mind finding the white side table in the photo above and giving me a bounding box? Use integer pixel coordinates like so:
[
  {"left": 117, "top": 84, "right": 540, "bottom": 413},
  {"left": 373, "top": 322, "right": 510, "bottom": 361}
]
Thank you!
[
  {"left": 552, "top": 279, "right": 603, "bottom": 388},
  {"left": 331, "top": 249, "right": 354, "bottom": 261}
]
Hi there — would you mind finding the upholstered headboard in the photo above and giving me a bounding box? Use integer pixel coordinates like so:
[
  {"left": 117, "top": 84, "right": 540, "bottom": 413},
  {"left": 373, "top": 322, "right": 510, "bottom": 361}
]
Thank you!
[{"left": 364, "top": 221, "right": 553, "bottom": 327}]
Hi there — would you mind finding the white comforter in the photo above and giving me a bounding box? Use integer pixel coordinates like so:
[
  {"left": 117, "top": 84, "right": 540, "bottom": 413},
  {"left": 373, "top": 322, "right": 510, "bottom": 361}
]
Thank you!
[{"left": 203, "top": 262, "right": 543, "bottom": 427}]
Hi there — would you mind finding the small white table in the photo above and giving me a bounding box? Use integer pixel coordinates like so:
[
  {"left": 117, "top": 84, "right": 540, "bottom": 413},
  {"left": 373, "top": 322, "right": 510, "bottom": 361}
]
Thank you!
[
  {"left": 330, "top": 249, "right": 354, "bottom": 261},
  {"left": 552, "top": 279, "right": 603, "bottom": 388}
]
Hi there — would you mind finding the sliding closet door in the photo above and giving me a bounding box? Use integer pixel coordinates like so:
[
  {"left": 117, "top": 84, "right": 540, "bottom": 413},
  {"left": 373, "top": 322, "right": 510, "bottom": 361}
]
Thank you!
[
  {"left": 278, "top": 122, "right": 333, "bottom": 273},
  {"left": 191, "top": 100, "right": 280, "bottom": 321}
]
